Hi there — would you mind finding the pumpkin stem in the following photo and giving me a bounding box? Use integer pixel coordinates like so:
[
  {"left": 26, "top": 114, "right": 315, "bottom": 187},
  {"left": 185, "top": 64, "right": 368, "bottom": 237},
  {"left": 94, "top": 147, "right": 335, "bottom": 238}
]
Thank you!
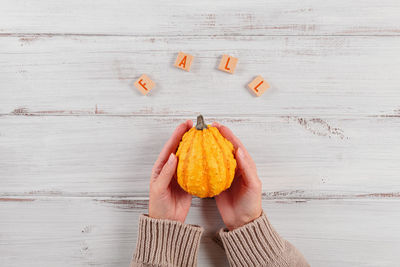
[{"left": 195, "top": 115, "right": 208, "bottom": 130}]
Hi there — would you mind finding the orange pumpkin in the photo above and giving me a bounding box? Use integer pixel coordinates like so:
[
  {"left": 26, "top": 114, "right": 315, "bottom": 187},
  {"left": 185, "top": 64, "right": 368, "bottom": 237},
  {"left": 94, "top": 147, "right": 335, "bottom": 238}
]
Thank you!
[{"left": 176, "top": 115, "right": 237, "bottom": 198}]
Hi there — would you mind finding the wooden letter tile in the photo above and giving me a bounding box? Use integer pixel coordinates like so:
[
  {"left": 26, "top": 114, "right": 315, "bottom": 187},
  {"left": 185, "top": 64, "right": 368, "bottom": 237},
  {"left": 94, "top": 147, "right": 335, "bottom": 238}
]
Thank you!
[
  {"left": 174, "top": 52, "right": 194, "bottom": 71},
  {"left": 134, "top": 74, "right": 155, "bottom": 95},
  {"left": 218, "top": 54, "right": 238, "bottom": 74},
  {"left": 247, "top": 75, "right": 269, "bottom": 96}
]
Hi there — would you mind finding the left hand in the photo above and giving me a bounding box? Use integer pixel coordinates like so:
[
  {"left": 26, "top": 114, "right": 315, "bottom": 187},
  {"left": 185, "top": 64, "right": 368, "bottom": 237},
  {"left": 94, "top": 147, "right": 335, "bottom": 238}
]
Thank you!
[{"left": 149, "top": 120, "right": 193, "bottom": 223}]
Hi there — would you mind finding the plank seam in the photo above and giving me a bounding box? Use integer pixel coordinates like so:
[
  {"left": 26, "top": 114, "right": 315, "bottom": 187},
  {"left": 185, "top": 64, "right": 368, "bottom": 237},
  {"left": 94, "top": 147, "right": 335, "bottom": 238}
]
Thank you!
[{"left": 1, "top": 33, "right": 400, "bottom": 38}]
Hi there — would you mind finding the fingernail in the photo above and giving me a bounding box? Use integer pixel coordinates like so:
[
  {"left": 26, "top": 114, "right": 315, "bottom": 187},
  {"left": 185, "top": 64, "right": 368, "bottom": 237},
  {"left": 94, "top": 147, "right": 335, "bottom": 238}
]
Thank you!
[{"left": 167, "top": 153, "right": 175, "bottom": 164}]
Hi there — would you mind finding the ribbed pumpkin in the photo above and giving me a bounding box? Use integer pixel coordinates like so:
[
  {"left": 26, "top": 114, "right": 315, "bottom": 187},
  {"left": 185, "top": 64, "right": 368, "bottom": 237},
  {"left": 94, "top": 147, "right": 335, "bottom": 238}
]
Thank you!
[{"left": 176, "top": 115, "right": 237, "bottom": 198}]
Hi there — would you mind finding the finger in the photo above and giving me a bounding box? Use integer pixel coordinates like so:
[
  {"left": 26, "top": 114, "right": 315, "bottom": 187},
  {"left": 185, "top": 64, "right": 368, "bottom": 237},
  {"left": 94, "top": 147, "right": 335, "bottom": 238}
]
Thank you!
[
  {"left": 236, "top": 147, "right": 260, "bottom": 186},
  {"left": 152, "top": 120, "right": 192, "bottom": 177},
  {"left": 154, "top": 153, "right": 178, "bottom": 190},
  {"left": 211, "top": 122, "right": 245, "bottom": 151},
  {"left": 212, "top": 122, "right": 256, "bottom": 171}
]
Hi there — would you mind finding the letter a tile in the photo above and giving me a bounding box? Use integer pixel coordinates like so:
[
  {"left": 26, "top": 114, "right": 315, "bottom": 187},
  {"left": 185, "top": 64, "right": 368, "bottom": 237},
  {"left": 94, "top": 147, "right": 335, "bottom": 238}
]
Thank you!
[{"left": 174, "top": 52, "right": 194, "bottom": 72}]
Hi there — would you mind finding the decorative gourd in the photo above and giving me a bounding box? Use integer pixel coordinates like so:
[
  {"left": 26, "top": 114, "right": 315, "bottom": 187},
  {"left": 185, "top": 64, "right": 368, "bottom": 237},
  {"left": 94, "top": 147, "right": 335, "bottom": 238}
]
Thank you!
[{"left": 176, "top": 115, "right": 237, "bottom": 198}]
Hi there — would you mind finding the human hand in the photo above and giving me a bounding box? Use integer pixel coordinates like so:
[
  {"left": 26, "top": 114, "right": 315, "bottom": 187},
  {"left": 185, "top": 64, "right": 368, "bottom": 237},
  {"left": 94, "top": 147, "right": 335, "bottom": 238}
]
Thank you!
[
  {"left": 149, "top": 120, "right": 193, "bottom": 223},
  {"left": 212, "top": 122, "right": 263, "bottom": 230}
]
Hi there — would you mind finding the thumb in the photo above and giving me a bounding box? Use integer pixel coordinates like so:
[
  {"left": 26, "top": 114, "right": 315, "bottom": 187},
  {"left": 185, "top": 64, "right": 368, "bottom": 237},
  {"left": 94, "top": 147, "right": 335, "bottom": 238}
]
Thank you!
[
  {"left": 236, "top": 147, "right": 259, "bottom": 186},
  {"left": 155, "top": 153, "right": 177, "bottom": 190}
]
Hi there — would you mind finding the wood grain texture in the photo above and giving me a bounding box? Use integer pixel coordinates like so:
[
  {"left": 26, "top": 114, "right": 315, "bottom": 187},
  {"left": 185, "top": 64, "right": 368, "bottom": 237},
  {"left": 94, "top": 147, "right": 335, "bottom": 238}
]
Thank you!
[
  {"left": 0, "top": 0, "right": 400, "bottom": 36},
  {"left": 1, "top": 197, "right": 399, "bottom": 267},
  {"left": 1, "top": 0, "right": 400, "bottom": 266},
  {"left": 1, "top": 35, "right": 400, "bottom": 117},
  {"left": 1, "top": 116, "right": 399, "bottom": 196}
]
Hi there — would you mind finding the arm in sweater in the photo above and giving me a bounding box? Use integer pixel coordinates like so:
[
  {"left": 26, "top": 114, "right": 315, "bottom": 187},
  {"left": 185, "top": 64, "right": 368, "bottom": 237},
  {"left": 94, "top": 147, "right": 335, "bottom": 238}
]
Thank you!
[
  {"left": 131, "top": 212, "right": 308, "bottom": 267},
  {"left": 130, "top": 215, "right": 204, "bottom": 267},
  {"left": 219, "top": 212, "right": 309, "bottom": 267}
]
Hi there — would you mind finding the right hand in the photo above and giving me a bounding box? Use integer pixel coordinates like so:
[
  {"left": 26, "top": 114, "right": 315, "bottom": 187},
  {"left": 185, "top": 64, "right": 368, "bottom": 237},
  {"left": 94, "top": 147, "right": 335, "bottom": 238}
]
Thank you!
[{"left": 212, "top": 122, "right": 263, "bottom": 231}]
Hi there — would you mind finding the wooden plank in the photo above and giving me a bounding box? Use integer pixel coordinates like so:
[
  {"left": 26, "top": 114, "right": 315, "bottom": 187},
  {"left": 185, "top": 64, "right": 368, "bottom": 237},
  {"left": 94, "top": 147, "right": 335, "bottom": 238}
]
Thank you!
[
  {"left": 1, "top": 0, "right": 400, "bottom": 36},
  {"left": 0, "top": 197, "right": 399, "bottom": 266},
  {"left": 1, "top": 36, "right": 400, "bottom": 117},
  {"left": 1, "top": 115, "right": 399, "bottom": 196}
]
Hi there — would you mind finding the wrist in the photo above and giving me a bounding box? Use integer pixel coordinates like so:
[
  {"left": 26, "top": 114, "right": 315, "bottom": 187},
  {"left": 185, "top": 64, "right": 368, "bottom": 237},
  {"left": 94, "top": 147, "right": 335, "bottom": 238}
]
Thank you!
[
  {"left": 227, "top": 210, "right": 263, "bottom": 230},
  {"left": 148, "top": 211, "right": 186, "bottom": 223}
]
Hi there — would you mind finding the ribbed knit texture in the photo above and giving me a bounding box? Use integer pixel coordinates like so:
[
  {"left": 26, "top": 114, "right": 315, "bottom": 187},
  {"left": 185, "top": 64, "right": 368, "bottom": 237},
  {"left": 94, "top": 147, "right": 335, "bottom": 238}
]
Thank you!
[
  {"left": 131, "top": 215, "right": 204, "bottom": 267},
  {"left": 219, "top": 212, "right": 309, "bottom": 267}
]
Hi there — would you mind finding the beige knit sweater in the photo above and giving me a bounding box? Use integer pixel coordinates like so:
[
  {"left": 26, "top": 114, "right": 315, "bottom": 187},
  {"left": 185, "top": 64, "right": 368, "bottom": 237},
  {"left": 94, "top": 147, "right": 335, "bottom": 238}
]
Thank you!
[{"left": 131, "top": 212, "right": 309, "bottom": 267}]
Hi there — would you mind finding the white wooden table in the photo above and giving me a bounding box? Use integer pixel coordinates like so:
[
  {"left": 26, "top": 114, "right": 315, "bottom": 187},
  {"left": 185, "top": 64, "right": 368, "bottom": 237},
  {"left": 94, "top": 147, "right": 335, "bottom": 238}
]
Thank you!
[{"left": 1, "top": 1, "right": 400, "bottom": 266}]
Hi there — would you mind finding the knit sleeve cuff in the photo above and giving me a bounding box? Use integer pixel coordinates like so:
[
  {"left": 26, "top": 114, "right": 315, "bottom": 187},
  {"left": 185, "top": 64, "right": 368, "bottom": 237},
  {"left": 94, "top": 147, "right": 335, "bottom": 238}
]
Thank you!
[
  {"left": 133, "top": 214, "right": 204, "bottom": 267},
  {"left": 219, "top": 212, "right": 286, "bottom": 266}
]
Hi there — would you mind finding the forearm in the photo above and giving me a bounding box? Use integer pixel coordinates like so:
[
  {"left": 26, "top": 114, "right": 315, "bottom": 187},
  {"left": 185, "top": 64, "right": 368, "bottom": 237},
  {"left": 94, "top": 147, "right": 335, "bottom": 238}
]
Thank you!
[
  {"left": 131, "top": 215, "right": 204, "bottom": 267},
  {"left": 219, "top": 212, "right": 309, "bottom": 267}
]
